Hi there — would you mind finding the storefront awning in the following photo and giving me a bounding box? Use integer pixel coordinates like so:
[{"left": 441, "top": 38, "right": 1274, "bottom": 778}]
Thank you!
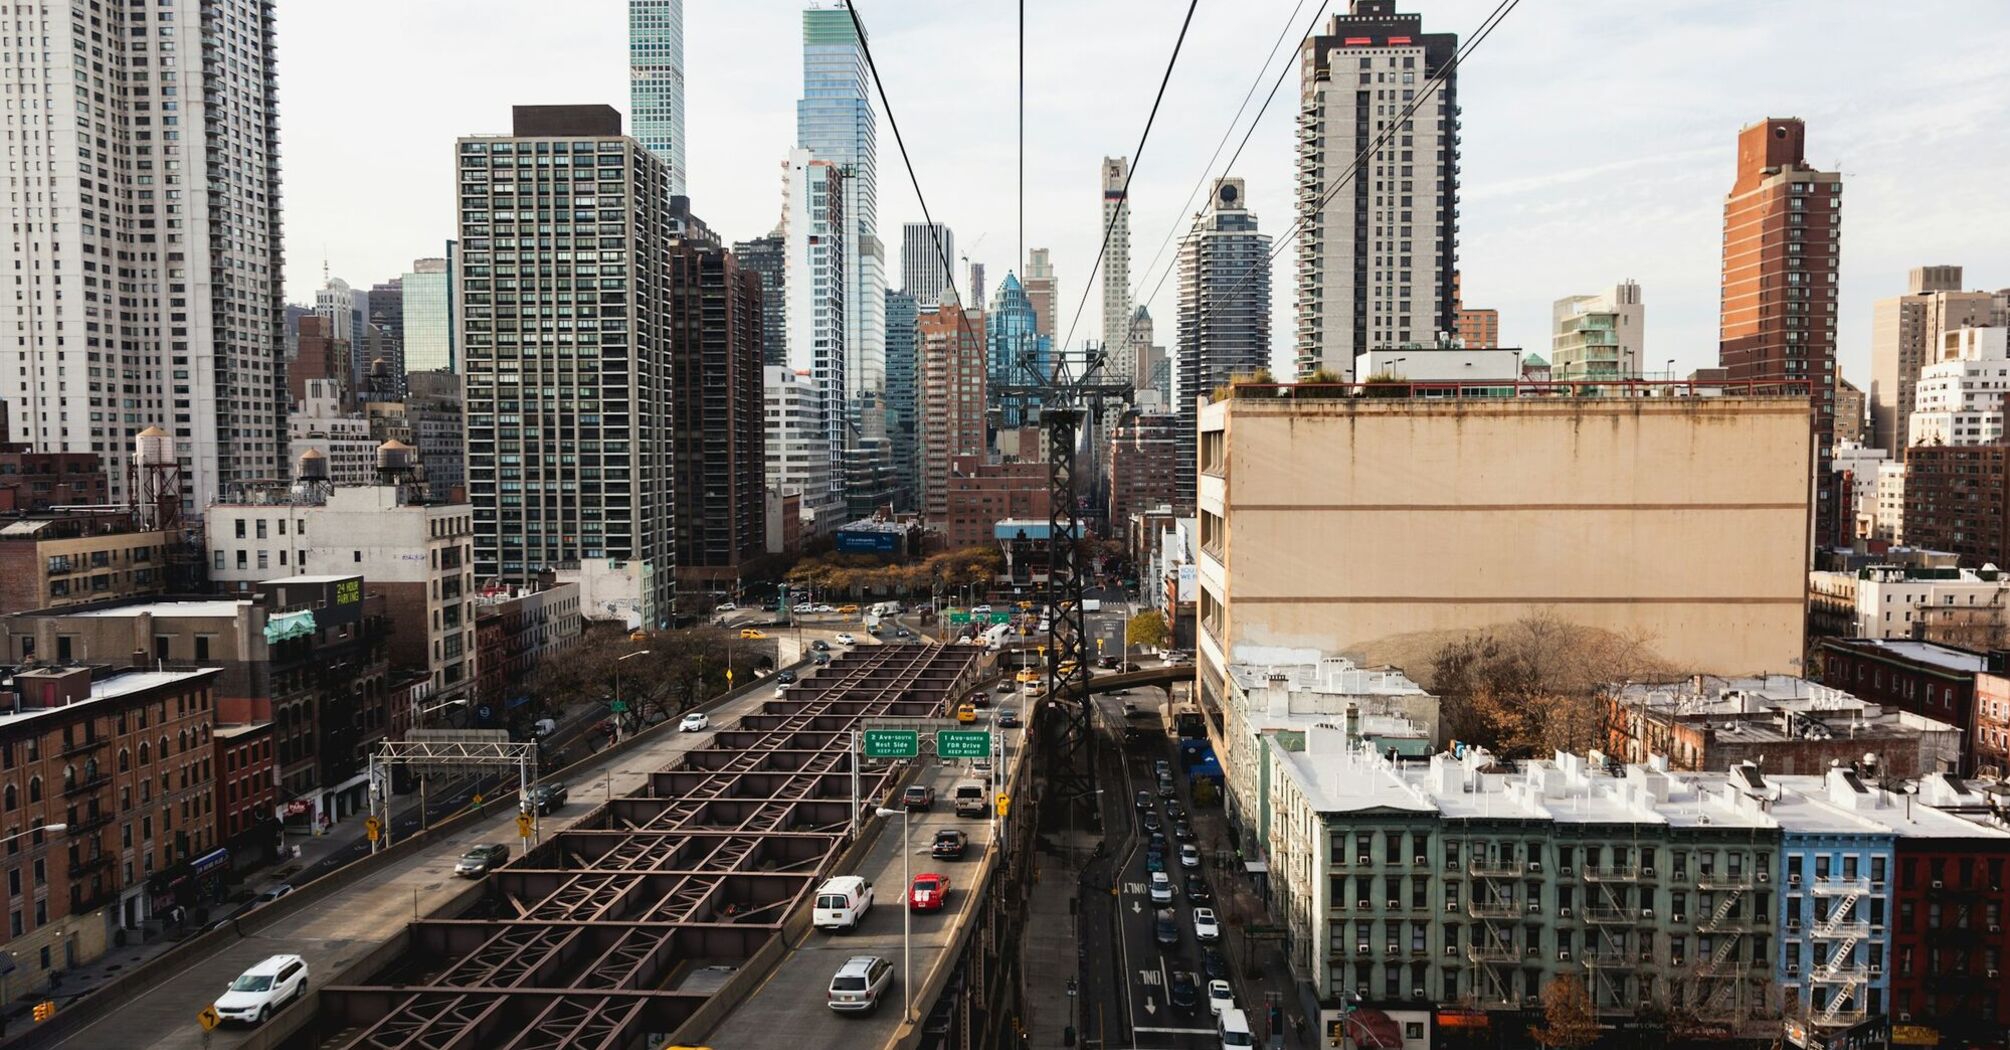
[
  {"left": 1243, "top": 860, "right": 1269, "bottom": 873},
  {"left": 192, "top": 848, "right": 229, "bottom": 875}
]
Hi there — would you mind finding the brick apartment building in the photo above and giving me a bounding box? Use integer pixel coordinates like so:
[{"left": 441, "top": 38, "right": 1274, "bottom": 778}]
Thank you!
[
  {"left": 1904, "top": 443, "right": 2010, "bottom": 570},
  {"left": 1106, "top": 412, "right": 1180, "bottom": 536},
  {"left": 1819, "top": 637, "right": 2000, "bottom": 772},
  {"left": 943, "top": 455, "right": 1048, "bottom": 552},
  {"left": 0, "top": 513, "right": 176, "bottom": 619},
  {"left": 0, "top": 422, "right": 110, "bottom": 513},
  {"left": 0, "top": 665, "right": 222, "bottom": 1008}
]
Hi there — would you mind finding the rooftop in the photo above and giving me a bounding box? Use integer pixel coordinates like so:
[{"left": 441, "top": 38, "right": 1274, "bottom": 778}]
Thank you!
[
  {"left": 61, "top": 599, "right": 249, "bottom": 619},
  {"left": 0, "top": 667, "right": 224, "bottom": 730},
  {"left": 1217, "top": 378, "right": 1812, "bottom": 403},
  {"left": 1830, "top": 638, "right": 1991, "bottom": 674},
  {"left": 834, "top": 518, "right": 913, "bottom": 535}
]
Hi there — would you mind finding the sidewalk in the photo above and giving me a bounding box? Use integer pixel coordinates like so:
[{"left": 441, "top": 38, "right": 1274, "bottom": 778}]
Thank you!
[{"left": 1023, "top": 831, "right": 1102, "bottom": 1048}]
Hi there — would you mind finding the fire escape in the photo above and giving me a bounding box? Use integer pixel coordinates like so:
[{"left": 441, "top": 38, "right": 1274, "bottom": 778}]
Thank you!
[
  {"left": 1806, "top": 875, "right": 1873, "bottom": 1026},
  {"left": 1692, "top": 866, "right": 1762, "bottom": 1021},
  {"left": 1579, "top": 861, "right": 1645, "bottom": 1011},
  {"left": 1465, "top": 847, "right": 1525, "bottom": 1005}
]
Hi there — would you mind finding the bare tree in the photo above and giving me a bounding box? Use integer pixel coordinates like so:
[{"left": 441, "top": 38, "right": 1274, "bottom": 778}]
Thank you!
[
  {"left": 1530, "top": 975, "right": 1601, "bottom": 1050},
  {"left": 1428, "top": 611, "right": 1670, "bottom": 759}
]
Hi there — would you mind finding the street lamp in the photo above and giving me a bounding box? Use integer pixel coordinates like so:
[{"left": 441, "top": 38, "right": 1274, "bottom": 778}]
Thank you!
[
  {"left": 0, "top": 825, "right": 64, "bottom": 848},
  {"left": 614, "top": 650, "right": 651, "bottom": 743},
  {"left": 874, "top": 805, "right": 913, "bottom": 1024}
]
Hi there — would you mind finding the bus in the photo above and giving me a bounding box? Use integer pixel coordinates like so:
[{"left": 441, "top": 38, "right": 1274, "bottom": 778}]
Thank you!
[{"left": 1165, "top": 698, "right": 1204, "bottom": 740}]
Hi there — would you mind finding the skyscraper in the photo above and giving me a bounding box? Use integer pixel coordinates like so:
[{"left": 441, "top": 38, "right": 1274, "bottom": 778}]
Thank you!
[
  {"left": 1129, "top": 306, "right": 1168, "bottom": 403},
  {"left": 1718, "top": 117, "right": 1842, "bottom": 543},
  {"left": 0, "top": 0, "right": 287, "bottom": 508},
  {"left": 456, "top": 105, "right": 677, "bottom": 626},
  {"left": 1870, "top": 266, "right": 2001, "bottom": 457},
  {"left": 1177, "top": 178, "right": 1271, "bottom": 511},
  {"left": 781, "top": 148, "right": 849, "bottom": 533},
  {"left": 402, "top": 256, "right": 456, "bottom": 373},
  {"left": 730, "top": 233, "right": 789, "bottom": 367},
  {"left": 1024, "top": 248, "right": 1058, "bottom": 342},
  {"left": 798, "top": 4, "right": 885, "bottom": 400},
  {"left": 1101, "top": 157, "right": 1135, "bottom": 379},
  {"left": 668, "top": 236, "right": 766, "bottom": 590},
  {"left": 987, "top": 273, "right": 1050, "bottom": 426},
  {"left": 969, "top": 263, "right": 987, "bottom": 310},
  {"left": 918, "top": 303, "right": 987, "bottom": 527},
  {"left": 901, "top": 222, "right": 955, "bottom": 306},
  {"left": 629, "top": 0, "right": 687, "bottom": 195},
  {"left": 884, "top": 289, "right": 921, "bottom": 510},
  {"left": 1295, "top": 2, "right": 1460, "bottom": 378}
]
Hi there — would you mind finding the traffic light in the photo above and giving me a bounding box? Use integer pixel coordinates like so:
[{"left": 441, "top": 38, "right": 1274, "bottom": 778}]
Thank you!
[{"left": 33, "top": 1000, "right": 54, "bottom": 1023}]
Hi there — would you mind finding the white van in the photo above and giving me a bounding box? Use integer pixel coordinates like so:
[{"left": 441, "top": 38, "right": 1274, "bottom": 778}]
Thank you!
[
  {"left": 952, "top": 778, "right": 988, "bottom": 817},
  {"left": 214, "top": 953, "right": 309, "bottom": 1025},
  {"left": 1217, "top": 1007, "right": 1255, "bottom": 1049},
  {"left": 813, "top": 875, "right": 874, "bottom": 931}
]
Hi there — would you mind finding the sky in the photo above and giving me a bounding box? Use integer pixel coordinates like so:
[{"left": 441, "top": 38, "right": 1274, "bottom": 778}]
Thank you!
[{"left": 279, "top": 0, "right": 2010, "bottom": 385}]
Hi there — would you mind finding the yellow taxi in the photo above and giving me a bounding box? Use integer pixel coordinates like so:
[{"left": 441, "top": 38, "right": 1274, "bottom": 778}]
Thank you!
[
  {"left": 837, "top": 604, "right": 860, "bottom": 614},
  {"left": 1057, "top": 660, "right": 1079, "bottom": 677},
  {"left": 955, "top": 703, "right": 977, "bottom": 724},
  {"left": 738, "top": 628, "right": 767, "bottom": 640},
  {"left": 1015, "top": 668, "right": 1041, "bottom": 684}
]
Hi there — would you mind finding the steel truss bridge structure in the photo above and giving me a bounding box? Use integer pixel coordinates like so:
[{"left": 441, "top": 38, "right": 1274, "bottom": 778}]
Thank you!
[{"left": 314, "top": 644, "right": 980, "bottom": 1050}]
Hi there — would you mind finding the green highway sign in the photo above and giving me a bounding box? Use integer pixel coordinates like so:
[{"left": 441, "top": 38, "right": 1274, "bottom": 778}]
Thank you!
[
  {"left": 863, "top": 729, "right": 919, "bottom": 759},
  {"left": 946, "top": 611, "right": 971, "bottom": 625},
  {"left": 936, "top": 730, "right": 992, "bottom": 759}
]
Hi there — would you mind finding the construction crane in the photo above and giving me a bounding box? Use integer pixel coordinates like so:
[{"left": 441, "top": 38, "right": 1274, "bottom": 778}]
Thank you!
[{"left": 995, "top": 342, "right": 1131, "bottom": 811}]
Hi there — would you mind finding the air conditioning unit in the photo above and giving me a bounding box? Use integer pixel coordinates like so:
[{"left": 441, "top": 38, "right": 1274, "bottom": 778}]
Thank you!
[
  {"left": 1526, "top": 946, "right": 1541, "bottom": 958},
  {"left": 1673, "top": 956, "right": 1686, "bottom": 967},
  {"left": 1758, "top": 871, "right": 1770, "bottom": 883},
  {"left": 1527, "top": 903, "right": 1541, "bottom": 914},
  {"left": 1641, "top": 908, "right": 1655, "bottom": 919},
  {"left": 1787, "top": 920, "right": 1802, "bottom": 932},
  {"left": 1990, "top": 924, "right": 2003, "bottom": 934},
  {"left": 1388, "top": 900, "right": 1402, "bottom": 910},
  {"left": 1529, "top": 861, "right": 1543, "bottom": 873},
  {"left": 1359, "top": 855, "right": 1372, "bottom": 866},
  {"left": 1560, "top": 907, "right": 1573, "bottom": 918},
  {"left": 1444, "top": 945, "right": 1458, "bottom": 957},
  {"left": 1899, "top": 1013, "right": 1913, "bottom": 1023},
  {"left": 1357, "top": 943, "right": 1370, "bottom": 954},
  {"left": 1674, "top": 913, "right": 1686, "bottom": 924},
  {"left": 1412, "top": 987, "right": 1427, "bottom": 999},
  {"left": 1870, "top": 925, "right": 1885, "bottom": 935},
  {"left": 1933, "top": 880, "right": 1944, "bottom": 889},
  {"left": 1446, "top": 902, "right": 1459, "bottom": 913},
  {"left": 1990, "top": 969, "right": 2001, "bottom": 978},
  {"left": 1386, "top": 945, "right": 1401, "bottom": 956},
  {"left": 1787, "top": 964, "right": 1801, "bottom": 978},
  {"left": 1789, "top": 874, "right": 1802, "bottom": 886},
  {"left": 1358, "top": 900, "right": 1371, "bottom": 909},
  {"left": 1560, "top": 865, "right": 1574, "bottom": 876},
  {"left": 1640, "top": 951, "right": 1654, "bottom": 964},
  {"left": 1558, "top": 950, "right": 1572, "bottom": 962},
  {"left": 1869, "top": 965, "right": 1883, "bottom": 977},
  {"left": 1414, "top": 855, "right": 1428, "bottom": 866}
]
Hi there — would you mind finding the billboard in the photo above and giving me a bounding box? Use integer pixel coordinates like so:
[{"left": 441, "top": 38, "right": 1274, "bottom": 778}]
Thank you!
[{"left": 835, "top": 529, "right": 901, "bottom": 554}]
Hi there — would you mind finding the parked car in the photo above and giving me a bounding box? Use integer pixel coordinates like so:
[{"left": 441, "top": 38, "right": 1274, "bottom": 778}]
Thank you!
[
  {"left": 930, "top": 829, "right": 968, "bottom": 860},
  {"left": 1164, "top": 800, "right": 1185, "bottom": 820},
  {"left": 1192, "top": 906, "right": 1220, "bottom": 941},
  {"left": 1149, "top": 871, "right": 1174, "bottom": 905},
  {"left": 1158, "top": 778, "right": 1177, "bottom": 799},
  {"left": 1146, "top": 849, "right": 1165, "bottom": 874},
  {"left": 1154, "top": 908, "right": 1180, "bottom": 948},
  {"left": 1147, "top": 832, "right": 1168, "bottom": 855},
  {"left": 1201, "top": 945, "right": 1228, "bottom": 979},
  {"left": 834, "top": 632, "right": 856, "bottom": 646},
  {"left": 1180, "top": 844, "right": 1202, "bottom": 869},
  {"left": 1142, "top": 811, "right": 1162, "bottom": 833},
  {"left": 908, "top": 872, "right": 951, "bottom": 912},
  {"left": 1135, "top": 790, "right": 1153, "bottom": 810},
  {"left": 1168, "top": 970, "right": 1199, "bottom": 1012},
  {"left": 997, "top": 708, "right": 1021, "bottom": 728},
  {"left": 454, "top": 843, "right": 510, "bottom": 878},
  {"left": 215, "top": 954, "right": 309, "bottom": 1026},
  {"left": 826, "top": 955, "right": 893, "bottom": 1013},
  {"left": 1173, "top": 819, "right": 1194, "bottom": 841},
  {"left": 903, "top": 784, "right": 935, "bottom": 811},
  {"left": 1185, "top": 874, "right": 1212, "bottom": 903},
  {"left": 679, "top": 712, "right": 710, "bottom": 732},
  {"left": 525, "top": 782, "right": 568, "bottom": 815},
  {"left": 1207, "top": 979, "right": 1235, "bottom": 1017}
]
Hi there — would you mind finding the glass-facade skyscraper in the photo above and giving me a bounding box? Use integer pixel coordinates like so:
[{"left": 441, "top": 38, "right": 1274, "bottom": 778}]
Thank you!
[
  {"left": 986, "top": 273, "right": 1049, "bottom": 426},
  {"left": 401, "top": 254, "right": 455, "bottom": 373},
  {"left": 1177, "top": 178, "right": 1271, "bottom": 511},
  {"left": 798, "top": 4, "right": 885, "bottom": 401},
  {"left": 629, "top": 0, "right": 687, "bottom": 196},
  {"left": 885, "top": 289, "right": 919, "bottom": 509}
]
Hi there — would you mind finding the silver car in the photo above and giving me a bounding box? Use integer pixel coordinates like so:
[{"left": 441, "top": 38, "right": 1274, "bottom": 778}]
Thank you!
[{"left": 827, "top": 955, "right": 893, "bottom": 1013}]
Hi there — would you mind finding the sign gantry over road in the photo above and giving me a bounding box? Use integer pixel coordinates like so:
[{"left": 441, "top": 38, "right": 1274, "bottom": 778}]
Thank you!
[
  {"left": 863, "top": 729, "right": 920, "bottom": 759},
  {"left": 936, "top": 730, "right": 991, "bottom": 759}
]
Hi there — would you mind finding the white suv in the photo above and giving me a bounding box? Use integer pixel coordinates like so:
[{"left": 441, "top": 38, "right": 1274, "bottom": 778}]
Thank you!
[
  {"left": 214, "top": 953, "right": 308, "bottom": 1025},
  {"left": 827, "top": 955, "right": 893, "bottom": 1013}
]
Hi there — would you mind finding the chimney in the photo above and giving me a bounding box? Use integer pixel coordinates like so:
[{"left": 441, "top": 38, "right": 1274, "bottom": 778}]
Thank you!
[{"left": 1345, "top": 701, "right": 1361, "bottom": 744}]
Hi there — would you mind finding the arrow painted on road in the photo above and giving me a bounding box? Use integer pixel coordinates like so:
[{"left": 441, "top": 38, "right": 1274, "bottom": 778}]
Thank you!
[
  {"left": 1131, "top": 899, "right": 1141, "bottom": 914},
  {"left": 1143, "top": 996, "right": 1157, "bottom": 1016}
]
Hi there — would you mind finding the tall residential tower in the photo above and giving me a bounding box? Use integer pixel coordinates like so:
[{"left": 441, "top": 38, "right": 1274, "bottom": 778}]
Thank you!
[
  {"left": 1294, "top": 2, "right": 1459, "bottom": 378},
  {"left": 798, "top": 4, "right": 885, "bottom": 399},
  {"left": 455, "top": 105, "right": 677, "bottom": 626},
  {"left": 1870, "top": 266, "right": 2001, "bottom": 457},
  {"left": 1177, "top": 179, "right": 1272, "bottom": 511},
  {"left": 901, "top": 222, "right": 955, "bottom": 306},
  {"left": 1, "top": 0, "right": 286, "bottom": 508},
  {"left": 1101, "top": 157, "right": 1135, "bottom": 379},
  {"left": 629, "top": 0, "right": 688, "bottom": 195}
]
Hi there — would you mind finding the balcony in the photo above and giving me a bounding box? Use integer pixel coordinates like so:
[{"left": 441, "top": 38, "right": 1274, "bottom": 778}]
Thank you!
[
  {"left": 1585, "top": 950, "right": 1637, "bottom": 968},
  {"left": 1583, "top": 907, "right": 1635, "bottom": 925},
  {"left": 1467, "top": 859, "right": 1521, "bottom": 879},
  {"left": 1582, "top": 865, "right": 1640, "bottom": 883},
  {"left": 1695, "top": 873, "right": 1756, "bottom": 891},
  {"left": 59, "top": 735, "right": 106, "bottom": 758},
  {"left": 63, "top": 773, "right": 112, "bottom": 798},
  {"left": 1808, "top": 877, "right": 1872, "bottom": 896},
  {"left": 67, "top": 853, "right": 113, "bottom": 879},
  {"left": 1467, "top": 899, "right": 1521, "bottom": 919},
  {"left": 1466, "top": 944, "right": 1520, "bottom": 964},
  {"left": 1811, "top": 921, "right": 1870, "bottom": 940},
  {"left": 65, "top": 813, "right": 113, "bottom": 837}
]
